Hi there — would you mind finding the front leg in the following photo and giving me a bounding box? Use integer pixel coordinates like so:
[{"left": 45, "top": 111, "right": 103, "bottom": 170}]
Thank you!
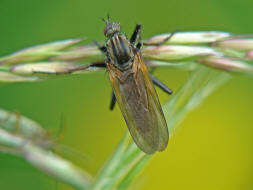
[
  {"left": 94, "top": 41, "right": 107, "bottom": 53},
  {"left": 143, "top": 30, "right": 178, "bottom": 46},
  {"left": 130, "top": 24, "right": 142, "bottom": 45}
]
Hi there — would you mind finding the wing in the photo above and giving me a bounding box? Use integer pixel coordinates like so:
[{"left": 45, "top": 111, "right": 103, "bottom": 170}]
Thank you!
[{"left": 107, "top": 52, "right": 169, "bottom": 154}]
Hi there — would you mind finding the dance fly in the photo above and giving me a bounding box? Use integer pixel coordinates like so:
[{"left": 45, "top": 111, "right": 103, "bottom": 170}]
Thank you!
[{"left": 91, "top": 17, "right": 173, "bottom": 154}]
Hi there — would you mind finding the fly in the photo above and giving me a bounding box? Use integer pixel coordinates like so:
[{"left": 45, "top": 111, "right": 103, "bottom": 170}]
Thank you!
[{"left": 87, "top": 17, "right": 174, "bottom": 154}]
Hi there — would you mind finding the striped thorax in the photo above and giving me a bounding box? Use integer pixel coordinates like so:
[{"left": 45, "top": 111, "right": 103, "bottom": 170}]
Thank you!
[{"left": 104, "top": 22, "right": 135, "bottom": 70}]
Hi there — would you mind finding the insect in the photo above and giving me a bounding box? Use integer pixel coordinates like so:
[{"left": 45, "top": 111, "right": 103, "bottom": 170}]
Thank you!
[{"left": 85, "top": 17, "right": 174, "bottom": 154}]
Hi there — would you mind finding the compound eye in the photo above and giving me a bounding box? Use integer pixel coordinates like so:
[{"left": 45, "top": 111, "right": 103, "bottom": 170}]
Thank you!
[
  {"left": 104, "top": 22, "right": 121, "bottom": 38},
  {"left": 104, "top": 25, "right": 110, "bottom": 36}
]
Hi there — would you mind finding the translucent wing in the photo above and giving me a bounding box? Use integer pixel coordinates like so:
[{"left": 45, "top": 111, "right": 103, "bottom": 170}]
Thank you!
[{"left": 107, "top": 52, "right": 169, "bottom": 154}]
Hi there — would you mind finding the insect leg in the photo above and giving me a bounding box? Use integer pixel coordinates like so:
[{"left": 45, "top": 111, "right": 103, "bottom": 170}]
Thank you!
[
  {"left": 136, "top": 42, "right": 142, "bottom": 51},
  {"left": 130, "top": 24, "right": 142, "bottom": 45},
  {"left": 143, "top": 30, "right": 178, "bottom": 46},
  {"left": 88, "top": 62, "right": 106, "bottom": 68},
  {"left": 109, "top": 90, "right": 116, "bottom": 110},
  {"left": 150, "top": 74, "right": 173, "bottom": 95},
  {"left": 72, "top": 62, "right": 106, "bottom": 72},
  {"left": 94, "top": 41, "right": 107, "bottom": 53}
]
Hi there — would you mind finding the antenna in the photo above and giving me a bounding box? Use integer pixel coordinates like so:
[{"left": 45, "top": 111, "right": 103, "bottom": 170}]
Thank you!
[{"left": 99, "top": 13, "right": 111, "bottom": 24}]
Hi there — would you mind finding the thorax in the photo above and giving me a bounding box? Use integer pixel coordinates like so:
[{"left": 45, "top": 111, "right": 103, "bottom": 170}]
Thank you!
[{"left": 106, "top": 34, "right": 135, "bottom": 70}]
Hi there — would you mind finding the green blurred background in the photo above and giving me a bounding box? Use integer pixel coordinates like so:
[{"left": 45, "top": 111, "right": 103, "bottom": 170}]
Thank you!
[{"left": 0, "top": 0, "right": 253, "bottom": 189}]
